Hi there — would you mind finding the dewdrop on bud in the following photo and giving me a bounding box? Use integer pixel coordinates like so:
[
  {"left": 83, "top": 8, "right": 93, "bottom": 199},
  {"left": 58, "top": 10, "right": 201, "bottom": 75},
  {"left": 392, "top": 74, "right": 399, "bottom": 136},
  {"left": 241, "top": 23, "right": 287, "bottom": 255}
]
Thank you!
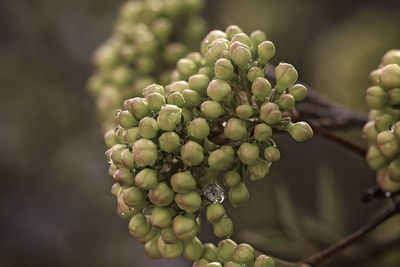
[
  {"left": 238, "top": 142, "right": 259, "bottom": 165},
  {"left": 202, "top": 243, "right": 219, "bottom": 262},
  {"left": 201, "top": 100, "right": 225, "bottom": 119},
  {"left": 173, "top": 215, "right": 198, "bottom": 242},
  {"left": 260, "top": 102, "right": 282, "bottom": 124},
  {"left": 157, "top": 104, "right": 182, "bottom": 131},
  {"left": 175, "top": 191, "right": 202, "bottom": 213},
  {"left": 286, "top": 122, "right": 313, "bottom": 142},
  {"left": 150, "top": 207, "right": 173, "bottom": 229},
  {"left": 224, "top": 118, "right": 247, "bottom": 140},
  {"left": 189, "top": 74, "right": 210, "bottom": 95},
  {"left": 376, "top": 131, "right": 400, "bottom": 159},
  {"left": 229, "top": 41, "right": 252, "bottom": 68},
  {"left": 144, "top": 237, "right": 162, "bottom": 259},
  {"left": 366, "top": 145, "right": 388, "bottom": 170},
  {"left": 223, "top": 171, "right": 241, "bottom": 188},
  {"left": 181, "top": 141, "right": 204, "bottom": 166},
  {"left": 258, "top": 41, "right": 275, "bottom": 64},
  {"left": 278, "top": 94, "right": 295, "bottom": 110},
  {"left": 379, "top": 64, "right": 400, "bottom": 88},
  {"left": 147, "top": 93, "right": 166, "bottom": 111},
  {"left": 157, "top": 236, "right": 184, "bottom": 259},
  {"left": 255, "top": 255, "right": 276, "bottom": 267},
  {"left": 218, "top": 239, "right": 237, "bottom": 263},
  {"left": 138, "top": 117, "right": 159, "bottom": 138},
  {"left": 254, "top": 123, "right": 273, "bottom": 142},
  {"left": 275, "top": 63, "right": 298, "bottom": 92},
  {"left": 233, "top": 243, "right": 255, "bottom": 264},
  {"left": 167, "top": 92, "right": 185, "bottom": 107},
  {"left": 213, "top": 216, "right": 233, "bottom": 238},
  {"left": 133, "top": 138, "right": 158, "bottom": 167},
  {"left": 366, "top": 86, "right": 387, "bottom": 109},
  {"left": 184, "top": 237, "right": 204, "bottom": 261},
  {"left": 127, "top": 97, "right": 151, "bottom": 119},
  {"left": 215, "top": 58, "right": 235, "bottom": 80},
  {"left": 135, "top": 168, "right": 158, "bottom": 190},
  {"left": 128, "top": 214, "right": 151, "bottom": 238},
  {"left": 248, "top": 159, "right": 270, "bottom": 180},
  {"left": 264, "top": 146, "right": 281, "bottom": 162},
  {"left": 207, "top": 79, "right": 232, "bottom": 101},
  {"left": 229, "top": 182, "right": 250, "bottom": 207},
  {"left": 206, "top": 203, "right": 226, "bottom": 223},
  {"left": 188, "top": 118, "right": 210, "bottom": 140},
  {"left": 247, "top": 67, "right": 264, "bottom": 83},
  {"left": 123, "top": 186, "right": 146, "bottom": 207},
  {"left": 148, "top": 182, "right": 175, "bottom": 207}
]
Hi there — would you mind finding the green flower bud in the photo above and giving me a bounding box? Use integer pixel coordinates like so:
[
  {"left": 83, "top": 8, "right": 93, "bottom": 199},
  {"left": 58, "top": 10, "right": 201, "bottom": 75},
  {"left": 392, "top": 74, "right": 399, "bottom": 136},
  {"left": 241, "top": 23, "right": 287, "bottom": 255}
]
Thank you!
[
  {"left": 201, "top": 100, "right": 225, "bottom": 119},
  {"left": 258, "top": 41, "right": 275, "bottom": 64},
  {"left": 206, "top": 263, "right": 222, "bottom": 267},
  {"left": 229, "top": 182, "right": 250, "bottom": 207},
  {"left": 175, "top": 192, "right": 202, "bottom": 213},
  {"left": 224, "top": 118, "right": 247, "bottom": 140},
  {"left": 181, "top": 141, "right": 204, "bottom": 166},
  {"left": 224, "top": 262, "right": 242, "bottom": 267},
  {"left": 260, "top": 102, "right": 281, "bottom": 124},
  {"left": 255, "top": 255, "right": 275, "bottom": 267},
  {"left": 213, "top": 216, "right": 233, "bottom": 238},
  {"left": 252, "top": 77, "right": 271, "bottom": 101},
  {"left": 104, "top": 130, "right": 118, "bottom": 148},
  {"left": 148, "top": 182, "right": 175, "bottom": 207},
  {"left": 128, "top": 214, "right": 151, "bottom": 238},
  {"left": 123, "top": 186, "right": 146, "bottom": 207},
  {"left": 138, "top": 117, "right": 159, "bottom": 138},
  {"left": 254, "top": 123, "right": 273, "bottom": 142},
  {"left": 143, "top": 84, "right": 165, "bottom": 98},
  {"left": 380, "top": 64, "right": 400, "bottom": 88},
  {"left": 278, "top": 94, "right": 295, "bottom": 110},
  {"left": 130, "top": 76, "right": 155, "bottom": 97},
  {"left": 275, "top": 63, "right": 298, "bottom": 92},
  {"left": 207, "top": 79, "right": 232, "bottom": 101},
  {"left": 139, "top": 226, "right": 160, "bottom": 243},
  {"left": 388, "top": 88, "right": 400, "bottom": 106},
  {"left": 235, "top": 104, "right": 253, "bottom": 120},
  {"left": 188, "top": 118, "right": 210, "bottom": 140},
  {"left": 152, "top": 17, "right": 172, "bottom": 42},
  {"left": 229, "top": 41, "right": 252, "bottom": 68},
  {"left": 110, "top": 65, "right": 132, "bottom": 86},
  {"left": 166, "top": 81, "right": 190, "bottom": 95},
  {"left": 215, "top": 58, "right": 235, "bottom": 80},
  {"left": 202, "top": 243, "right": 219, "bottom": 262},
  {"left": 185, "top": 52, "right": 202, "bottom": 66},
  {"left": 133, "top": 138, "right": 158, "bottom": 167},
  {"left": 158, "top": 131, "right": 180, "bottom": 154},
  {"left": 247, "top": 67, "right": 264, "bottom": 83},
  {"left": 147, "top": 93, "right": 166, "bottom": 112},
  {"left": 264, "top": 146, "right": 280, "bottom": 162},
  {"left": 250, "top": 30, "right": 267, "bottom": 48},
  {"left": 248, "top": 159, "right": 270, "bottom": 180},
  {"left": 217, "top": 239, "right": 237, "bottom": 263},
  {"left": 123, "top": 127, "right": 141, "bottom": 144},
  {"left": 171, "top": 171, "right": 197, "bottom": 193},
  {"left": 135, "top": 168, "right": 158, "bottom": 190},
  {"left": 144, "top": 237, "right": 162, "bottom": 259},
  {"left": 173, "top": 215, "right": 198, "bottom": 242},
  {"left": 189, "top": 74, "right": 211, "bottom": 95},
  {"left": 366, "top": 145, "right": 388, "bottom": 170},
  {"left": 366, "top": 86, "right": 387, "bottom": 109},
  {"left": 393, "top": 121, "right": 400, "bottom": 139},
  {"left": 110, "top": 182, "right": 122, "bottom": 197},
  {"left": 106, "top": 143, "right": 126, "bottom": 166},
  {"left": 375, "top": 113, "right": 396, "bottom": 132},
  {"left": 167, "top": 91, "right": 185, "bottom": 107},
  {"left": 377, "top": 168, "right": 400, "bottom": 193},
  {"left": 206, "top": 39, "right": 229, "bottom": 65},
  {"left": 157, "top": 104, "right": 182, "bottom": 131},
  {"left": 370, "top": 69, "right": 382, "bottom": 85},
  {"left": 182, "top": 107, "right": 194, "bottom": 123},
  {"left": 184, "top": 237, "right": 204, "bottom": 261},
  {"left": 113, "top": 168, "right": 134, "bottom": 186},
  {"left": 108, "top": 163, "right": 117, "bottom": 177},
  {"left": 178, "top": 58, "right": 197, "bottom": 79},
  {"left": 208, "top": 146, "right": 234, "bottom": 170},
  {"left": 199, "top": 66, "right": 214, "bottom": 79},
  {"left": 201, "top": 30, "right": 227, "bottom": 54},
  {"left": 225, "top": 25, "right": 243, "bottom": 40},
  {"left": 161, "top": 227, "right": 180, "bottom": 244},
  {"left": 289, "top": 84, "right": 307, "bottom": 101},
  {"left": 93, "top": 44, "right": 118, "bottom": 70},
  {"left": 206, "top": 203, "right": 226, "bottom": 223},
  {"left": 231, "top": 33, "right": 252, "bottom": 48},
  {"left": 150, "top": 207, "right": 173, "bottom": 229},
  {"left": 223, "top": 171, "right": 241, "bottom": 188},
  {"left": 381, "top": 49, "right": 400, "bottom": 66},
  {"left": 117, "top": 190, "right": 137, "bottom": 219},
  {"left": 233, "top": 243, "right": 255, "bottom": 264},
  {"left": 362, "top": 121, "right": 378, "bottom": 145},
  {"left": 126, "top": 97, "right": 151, "bottom": 119},
  {"left": 377, "top": 131, "right": 400, "bottom": 159},
  {"left": 238, "top": 142, "right": 259, "bottom": 165},
  {"left": 388, "top": 158, "right": 400, "bottom": 182},
  {"left": 164, "top": 43, "right": 188, "bottom": 64},
  {"left": 136, "top": 55, "right": 155, "bottom": 74},
  {"left": 183, "top": 89, "right": 201, "bottom": 108},
  {"left": 286, "top": 122, "right": 313, "bottom": 142},
  {"left": 116, "top": 110, "right": 138, "bottom": 129},
  {"left": 193, "top": 259, "right": 210, "bottom": 267},
  {"left": 157, "top": 235, "right": 184, "bottom": 259}
]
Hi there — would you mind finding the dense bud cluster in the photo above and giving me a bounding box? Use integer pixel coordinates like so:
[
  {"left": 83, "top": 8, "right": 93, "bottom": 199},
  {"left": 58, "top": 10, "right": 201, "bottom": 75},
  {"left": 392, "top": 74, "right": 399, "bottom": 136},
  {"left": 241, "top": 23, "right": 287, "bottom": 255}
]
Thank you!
[
  {"left": 364, "top": 49, "right": 400, "bottom": 193},
  {"left": 102, "top": 23, "right": 312, "bottom": 266},
  {"left": 87, "top": 0, "right": 207, "bottom": 133}
]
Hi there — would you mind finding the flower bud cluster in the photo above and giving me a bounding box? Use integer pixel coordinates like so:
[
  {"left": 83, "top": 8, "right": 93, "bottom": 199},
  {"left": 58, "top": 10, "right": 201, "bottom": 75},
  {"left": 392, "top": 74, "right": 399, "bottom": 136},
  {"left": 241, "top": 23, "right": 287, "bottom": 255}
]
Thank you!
[
  {"left": 364, "top": 49, "right": 400, "bottom": 193},
  {"left": 87, "top": 0, "right": 207, "bottom": 133}
]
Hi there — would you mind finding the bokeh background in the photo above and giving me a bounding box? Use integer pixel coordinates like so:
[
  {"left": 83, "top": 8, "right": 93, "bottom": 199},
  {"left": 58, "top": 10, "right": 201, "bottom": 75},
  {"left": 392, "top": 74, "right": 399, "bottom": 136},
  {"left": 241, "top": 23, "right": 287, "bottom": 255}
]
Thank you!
[{"left": 1, "top": 0, "right": 400, "bottom": 266}]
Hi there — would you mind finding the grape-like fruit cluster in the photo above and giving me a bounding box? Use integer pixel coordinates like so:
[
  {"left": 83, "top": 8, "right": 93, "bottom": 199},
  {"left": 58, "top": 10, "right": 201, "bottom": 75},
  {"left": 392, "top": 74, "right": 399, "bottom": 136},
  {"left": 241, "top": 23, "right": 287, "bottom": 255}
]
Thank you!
[
  {"left": 104, "top": 24, "right": 312, "bottom": 266},
  {"left": 364, "top": 49, "right": 400, "bottom": 193},
  {"left": 87, "top": 0, "right": 207, "bottom": 132}
]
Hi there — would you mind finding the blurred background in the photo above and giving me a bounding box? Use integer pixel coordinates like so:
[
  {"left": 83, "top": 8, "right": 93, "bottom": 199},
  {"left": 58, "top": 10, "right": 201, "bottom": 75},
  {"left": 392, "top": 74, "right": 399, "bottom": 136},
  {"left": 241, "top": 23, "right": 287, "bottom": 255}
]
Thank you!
[{"left": 1, "top": 0, "right": 400, "bottom": 266}]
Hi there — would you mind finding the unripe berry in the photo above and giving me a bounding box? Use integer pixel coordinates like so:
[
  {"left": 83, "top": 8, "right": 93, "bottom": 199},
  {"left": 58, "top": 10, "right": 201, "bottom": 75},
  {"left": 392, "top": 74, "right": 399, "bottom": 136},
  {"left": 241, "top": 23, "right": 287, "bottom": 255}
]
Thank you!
[
  {"left": 213, "top": 216, "right": 233, "bottom": 238},
  {"left": 202, "top": 243, "right": 219, "bottom": 262},
  {"left": 277, "top": 94, "right": 295, "bottom": 110},
  {"left": 188, "top": 118, "right": 210, "bottom": 140},
  {"left": 225, "top": 25, "right": 243, "bottom": 40},
  {"left": 161, "top": 227, "right": 180, "bottom": 244},
  {"left": 121, "top": 148, "right": 135, "bottom": 169},
  {"left": 116, "top": 110, "right": 138, "bottom": 129},
  {"left": 148, "top": 182, "right": 175, "bottom": 207},
  {"left": 379, "top": 64, "right": 400, "bottom": 88},
  {"left": 183, "top": 89, "right": 201, "bottom": 108},
  {"left": 206, "top": 203, "right": 226, "bottom": 223},
  {"left": 135, "top": 168, "right": 158, "bottom": 190},
  {"left": 223, "top": 171, "right": 241, "bottom": 188},
  {"left": 215, "top": 58, "right": 235, "bottom": 80},
  {"left": 150, "top": 207, "right": 173, "bottom": 229},
  {"left": 229, "top": 182, "right": 250, "bottom": 207},
  {"left": 366, "top": 145, "right": 388, "bottom": 170},
  {"left": 133, "top": 138, "right": 158, "bottom": 167},
  {"left": 173, "top": 215, "right": 198, "bottom": 242},
  {"left": 207, "top": 79, "right": 232, "bottom": 101},
  {"left": 229, "top": 41, "right": 252, "bottom": 68},
  {"left": 388, "top": 158, "right": 400, "bottom": 181},
  {"left": 184, "top": 237, "right": 204, "bottom": 261},
  {"left": 189, "top": 74, "right": 210, "bottom": 95},
  {"left": 175, "top": 191, "right": 202, "bottom": 213},
  {"left": 144, "top": 237, "right": 162, "bottom": 259},
  {"left": 224, "top": 118, "right": 247, "bottom": 140},
  {"left": 264, "top": 146, "right": 281, "bottom": 162},
  {"left": 138, "top": 117, "right": 159, "bottom": 138},
  {"left": 167, "top": 92, "right": 185, "bottom": 107},
  {"left": 286, "top": 122, "right": 313, "bottom": 142},
  {"left": 127, "top": 97, "right": 151, "bottom": 119},
  {"left": 159, "top": 131, "right": 180, "bottom": 153},
  {"left": 157, "top": 235, "right": 184, "bottom": 259},
  {"left": 157, "top": 104, "right": 182, "bottom": 131},
  {"left": 275, "top": 63, "right": 298, "bottom": 92},
  {"left": 218, "top": 239, "right": 237, "bottom": 263},
  {"left": 247, "top": 67, "right": 264, "bottom": 83},
  {"left": 254, "top": 123, "right": 273, "bottom": 142},
  {"left": 260, "top": 102, "right": 282, "bottom": 124},
  {"left": 143, "top": 84, "right": 165, "bottom": 98},
  {"left": 289, "top": 84, "right": 307, "bottom": 101},
  {"left": 201, "top": 100, "right": 225, "bottom": 119},
  {"left": 147, "top": 92, "right": 166, "bottom": 112},
  {"left": 113, "top": 168, "right": 134, "bottom": 186},
  {"left": 366, "top": 86, "right": 387, "bottom": 109},
  {"left": 177, "top": 58, "right": 197, "bottom": 79},
  {"left": 123, "top": 186, "right": 146, "bottom": 207},
  {"left": 128, "top": 214, "right": 151, "bottom": 238},
  {"left": 376, "top": 131, "right": 400, "bottom": 159},
  {"left": 181, "top": 141, "right": 204, "bottom": 166},
  {"left": 233, "top": 243, "right": 255, "bottom": 264},
  {"left": 236, "top": 104, "right": 253, "bottom": 120},
  {"left": 255, "top": 255, "right": 275, "bottom": 267},
  {"left": 258, "top": 41, "right": 275, "bottom": 64},
  {"left": 248, "top": 159, "right": 270, "bottom": 180},
  {"left": 237, "top": 142, "right": 259, "bottom": 165}
]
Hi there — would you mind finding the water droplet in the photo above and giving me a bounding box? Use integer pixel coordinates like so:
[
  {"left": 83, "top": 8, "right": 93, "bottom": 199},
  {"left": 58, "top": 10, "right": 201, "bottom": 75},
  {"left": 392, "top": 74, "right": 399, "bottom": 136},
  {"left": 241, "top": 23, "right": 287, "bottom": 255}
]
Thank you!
[
  {"left": 202, "top": 183, "right": 225, "bottom": 203},
  {"left": 222, "top": 121, "right": 227, "bottom": 127}
]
